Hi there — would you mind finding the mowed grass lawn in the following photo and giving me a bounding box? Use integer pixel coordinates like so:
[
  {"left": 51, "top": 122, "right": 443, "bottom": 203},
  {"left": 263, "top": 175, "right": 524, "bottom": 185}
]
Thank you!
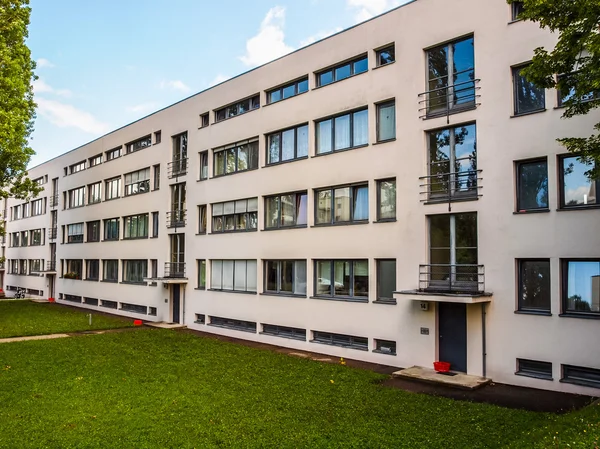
[
  {"left": 0, "top": 300, "right": 133, "bottom": 338},
  {"left": 0, "top": 329, "right": 598, "bottom": 448}
]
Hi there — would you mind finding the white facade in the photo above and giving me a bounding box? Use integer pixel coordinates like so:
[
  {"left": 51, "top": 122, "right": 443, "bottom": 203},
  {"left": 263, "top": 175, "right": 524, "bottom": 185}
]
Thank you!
[{"left": 2, "top": 0, "right": 599, "bottom": 394}]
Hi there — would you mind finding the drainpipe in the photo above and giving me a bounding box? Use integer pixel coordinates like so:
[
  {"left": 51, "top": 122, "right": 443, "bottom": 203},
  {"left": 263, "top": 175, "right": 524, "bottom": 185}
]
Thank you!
[{"left": 482, "top": 302, "right": 487, "bottom": 377}]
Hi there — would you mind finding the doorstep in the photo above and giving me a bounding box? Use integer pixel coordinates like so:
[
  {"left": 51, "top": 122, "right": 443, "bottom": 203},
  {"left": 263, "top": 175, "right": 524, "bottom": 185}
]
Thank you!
[
  {"left": 393, "top": 366, "right": 491, "bottom": 390},
  {"left": 145, "top": 322, "right": 187, "bottom": 329}
]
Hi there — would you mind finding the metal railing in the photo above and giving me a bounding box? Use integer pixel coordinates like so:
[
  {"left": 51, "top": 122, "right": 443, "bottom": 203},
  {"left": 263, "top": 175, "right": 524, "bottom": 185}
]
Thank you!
[
  {"left": 418, "top": 71, "right": 480, "bottom": 120},
  {"left": 166, "top": 209, "right": 187, "bottom": 228},
  {"left": 164, "top": 262, "right": 186, "bottom": 278},
  {"left": 49, "top": 194, "right": 59, "bottom": 208},
  {"left": 46, "top": 261, "right": 56, "bottom": 272},
  {"left": 48, "top": 227, "right": 57, "bottom": 240},
  {"left": 168, "top": 158, "right": 188, "bottom": 178},
  {"left": 0, "top": 261, "right": 4, "bottom": 269},
  {"left": 419, "top": 264, "right": 485, "bottom": 294},
  {"left": 420, "top": 170, "right": 482, "bottom": 203}
]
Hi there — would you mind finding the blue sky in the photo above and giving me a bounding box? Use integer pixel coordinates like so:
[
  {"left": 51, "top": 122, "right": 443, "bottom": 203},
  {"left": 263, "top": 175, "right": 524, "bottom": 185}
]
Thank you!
[{"left": 27, "top": 0, "right": 407, "bottom": 167}]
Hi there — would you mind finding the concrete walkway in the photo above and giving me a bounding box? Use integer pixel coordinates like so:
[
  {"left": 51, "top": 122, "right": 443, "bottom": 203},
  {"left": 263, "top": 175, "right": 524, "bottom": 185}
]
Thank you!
[
  {"left": 0, "top": 333, "right": 70, "bottom": 344},
  {"left": 145, "top": 322, "right": 187, "bottom": 329},
  {"left": 393, "top": 365, "right": 491, "bottom": 390}
]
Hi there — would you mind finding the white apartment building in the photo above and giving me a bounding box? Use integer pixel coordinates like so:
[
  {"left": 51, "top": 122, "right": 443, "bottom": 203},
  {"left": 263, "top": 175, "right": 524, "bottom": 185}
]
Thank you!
[{"left": 2, "top": 0, "right": 599, "bottom": 394}]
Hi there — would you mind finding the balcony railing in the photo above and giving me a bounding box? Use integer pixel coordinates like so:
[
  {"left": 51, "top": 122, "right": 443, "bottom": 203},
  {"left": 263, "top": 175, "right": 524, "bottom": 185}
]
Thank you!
[
  {"left": 166, "top": 209, "right": 187, "bottom": 228},
  {"left": 168, "top": 158, "right": 188, "bottom": 178},
  {"left": 48, "top": 227, "right": 57, "bottom": 240},
  {"left": 418, "top": 71, "right": 480, "bottom": 120},
  {"left": 164, "top": 262, "right": 186, "bottom": 279},
  {"left": 49, "top": 194, "right": 59, "bottom": 208},
  {"left": 420, "top": 170, "right": 482, "bottom": 203},
  {"left": 0, "top": 261, "right": 4, "bottom": 270},
  {"left": 45, "top": 261, "right": 57, "bottom": 272},
  {"left": 419, "top": 264, "right": 485, "bottom": 294}
]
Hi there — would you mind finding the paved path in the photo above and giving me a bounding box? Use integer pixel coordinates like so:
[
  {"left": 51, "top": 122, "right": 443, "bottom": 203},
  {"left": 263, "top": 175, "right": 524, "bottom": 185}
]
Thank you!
[{"left": 0, "top": 333, "right": 70, "bottom": 344}]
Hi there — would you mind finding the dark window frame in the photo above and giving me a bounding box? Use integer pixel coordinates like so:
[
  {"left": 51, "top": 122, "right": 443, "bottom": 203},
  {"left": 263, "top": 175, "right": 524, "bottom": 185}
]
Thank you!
[
  {"left": 214, "top": 94, "right": 260, "bottom": 123},
  {"left": 266, "top": 76, "right": 309, "bottom": 104},
  {"left": 315, "top": 107, "right": 369, "bottom": 155},
  {"left": 314, "top": 183, "right": 369, "bottom": 226},
  {"left": 511, "top": 1, "right": 525, "bottom": 21},
  {"left": 561, "top": 364, "right": 600, "bottom": 388},
  {"left": 312, "top": 330, "right": 368, "bottom": 351},
  {"left": 313, "top": 259, "right": 369, "bottom": 301},
  {"left": 200, "top": 112, "right": 209, "bottom": 128},
  {"left": 512, "top": 63, "right": 546, "bottom": 116},
  {"left": 103, "top": 259, "right": 119, "bottom": 282},
  {"left": 86, "top": 220, "right": 100, "bottom": 243},
  {"left": 209, "top": 316, "right": 257, "bottom": 333},
  {"left": 558, "top": 154, "right": 599, "bottom": 209},
  {"left": 315, "top": 54, "right": 369, "bottom": 87},
  {"left": 88, "top": 154, "right": 102, "bottom": 167},
  {"left": 197, "top": 259, "right": 206, "bottom": 289},
  {"left": 262, "top": 324, "right": 306, "bottom": 341},
  {"left": 517, "top": 259, "right": 551, "bottom": 313},
  {"left": 516, "top": 358, "right": 553, "bottom": 380},
  {"left": 375, "top": 44, "right": 395, "bottom": 67},
  {"left": 198, "top": 205, "right": 207, "bottom": 234},
  {"left": 125, "top": 135, "right": 152, "bottom": 154},
  {"left": 515, "top": 157, "right": 549, "bottom": 212},
  {"left": 376, "top": 178, "right": 396, "bottom": 222},
  {"left": 263, "top": 259, "right": 307, "bottom": 296},
  {"left": 376, "top": 100, "right": 396, "bottom": 142},
  {"left": 561, "top": 258, "right": 600, "bottom": 317},
  {"left": 374, "top": 339, "right": 397, "bottom": 355},
  {"left": 265, "top": 123, "right": 309, "bottom": 165},
  {"left": 103, "top": 218, "right": 120, "bottom": 241},
  {"left": 556, "top": 73, "right": 600, "bottom": 108},
  {"left": 105, "top": 146, "right": 122, "bottom": 161},
  {"left": 122, "top": 259, "right": 148, "bottom": 284},
  {"left": 211, "top": 198, "right": 258, "bottom": 234},
  {"left": 199, "top": 151, "right": 209, "bottom": 181},
  {"left": 85, "top": 259, "right": 100, "bottom": 281},
  {"left": 123, "top": 213, "right": 149, "bottom": 240},
  {"left": 212, "top": 140, "right": 259, "bottom": 177},
  {"left": 264, "top": 191, "right": 308, "bottom": 230},
  {"left": 376, "top": 259, "right": 397, "bottom": 303}
]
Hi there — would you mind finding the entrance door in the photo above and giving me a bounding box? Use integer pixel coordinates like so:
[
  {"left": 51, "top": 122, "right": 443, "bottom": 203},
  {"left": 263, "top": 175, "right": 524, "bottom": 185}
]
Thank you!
[
  {"left": 48, "top": 274, "right": 55, "bottom": 299},
  {"left": 438, "top": 302, "right": 467, "bottom": 372},
  {"left": 172, "top": 285, "right": 180, "bottom": 324}
]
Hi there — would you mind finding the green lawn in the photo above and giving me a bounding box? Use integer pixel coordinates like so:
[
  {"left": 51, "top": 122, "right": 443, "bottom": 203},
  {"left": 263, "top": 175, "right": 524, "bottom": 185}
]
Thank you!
[
  {"left": 0, "top": 329, "right": 597, "bottom": 448},
  {"left": 0, "top": 300, "right": 133, "bottom": 338}
]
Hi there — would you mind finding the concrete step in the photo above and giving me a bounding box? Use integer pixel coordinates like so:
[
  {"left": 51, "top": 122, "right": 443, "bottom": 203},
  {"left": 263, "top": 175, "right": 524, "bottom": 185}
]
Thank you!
[{"left": 393, "top": 365, "right": 491, "bottom": 390}]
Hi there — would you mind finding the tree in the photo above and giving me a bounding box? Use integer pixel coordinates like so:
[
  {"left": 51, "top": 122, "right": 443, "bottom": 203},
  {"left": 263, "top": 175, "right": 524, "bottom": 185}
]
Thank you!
[
  {"left": 508, "top": 0, "right": 600, "bottom": 179},
  {"left": 0, "top": 0, "right": 40, "bottom": 235}
]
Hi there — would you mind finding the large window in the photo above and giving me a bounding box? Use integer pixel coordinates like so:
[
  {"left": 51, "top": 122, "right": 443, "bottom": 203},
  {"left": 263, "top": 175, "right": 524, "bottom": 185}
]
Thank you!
[
  {"left": 213, "top": 139, "right": 259, "bottom": 176},
  {"left": 377, "top": 260, "right": 396, "bottom": 303},
  {"left": 560, "top": 156, "right": 598, "bottom": 208},
  {"left": 562, "top": 260, "right": 600, "bottom": 316},
  {"left": 103, "top": 260, "right": 118, "bottom": 282},
  {"left": 67, "top": 223, "right": 84, "bottom": 243},
  {"left": 123, "top": 214, "right": 149, "bottom": 239},
  {"left": 197, "top": 260, "right": 206, "bottom": 289},
  {"left": 210, "top": 260, "right": 257, "bottom": 293},
  {"left": 212, "top": 198, "right": 258, "bottom": 233},
  {"left": 315, "top": 184, "right": 368, "bottom": 225},
  {"left": 152, "top": 212, "right": 159, "bottom": 238},
  {"left": 105, "top": 177, "right": 121, "bottom": 200},
  {"left": 65, "top": 259, "right": 82, "bottom": 279},
  {"left": 428, "top": 123, "right": 478, "bottom": 200},
  {"left": 87, "top": 221, "right": 100, "bottom": 242},
  {"left": 31, "top": 199, "right": 44, "bottom": 216},
  {"left": 264, "top": 260, "right": 307, "bottom": 296},
  {"left": 123, "top": 260, "right": 147, "bottom": 283},
  {"left": 199, "top": 151, "right": 209, "bottom": 180},
  {"left": 124, "top": 168, "right": 150, "bottom": 196},
  {"left": 267, "top": 77, "right": 308, "bottom": 104},
  {"left": 29, "top": 259, "right": 42, "bottom": 274},
  {"left": 518, "top": 259, "right": 551, "bottom": 313},
  {"left": 513, "top": 64, "right": 545, "bottom": 115},
  {"left": 198, "top": 205, "right": 207, "bottom": 234},
  {"left": 557, "top": 73, "right": 599, "bottom": 108},
  {"left": 104, "top": 218, "right": 119, "bottom": 241},
  {"left": 377, "top": 179, "right": 396, "bottom": 221},
  {"left": 265, "top": 191, "right": 307, "bottom": 229},
  {"left": 69, "top": 161, "right": 86, "bottom": 174},
  {"left": 316, "top": 55, "right": 368, "bottom": 87},
  {"left": 516, "top": 159, "right": 549, "bottom": 211},
  {"left": 126, "top": 135, "right": 152, "bottom": 154},
  {"left": 426, "top": 36, "right": 475, "bottom": 115},
  {"left": 86, "top": 259, "right": 99, "bottom": 281},
  {"left": 316, "top": 109, "right": 368, "bottom": 154},
  {"left": 315, "top": 260, "right": 369, "bottom": 300},
  {"left": 30, "top": 229, "right": 42, "bottom": 246},
  {"left": 88, "top": 182, "right": 101, "bottom": 204},
  {"left": 214, "top": 95, "right": 260, "bottom": 122},
  {"left": 266, "top": 124, "right": 309, "bottom": 164},
  {"left": 376, "top": 101, "right": 395, "bottom": 142},
  {"left": 89, "top": 154, "right": 102, "bottom": 167},
  {"left": 68, "top": 186, "right": 85, "bottom": 208}
]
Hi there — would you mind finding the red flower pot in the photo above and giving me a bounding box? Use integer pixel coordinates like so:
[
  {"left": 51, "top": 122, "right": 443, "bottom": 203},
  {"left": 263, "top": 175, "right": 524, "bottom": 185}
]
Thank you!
[{"left": 434, "top": 361, "right": 451, "bottom": 373}]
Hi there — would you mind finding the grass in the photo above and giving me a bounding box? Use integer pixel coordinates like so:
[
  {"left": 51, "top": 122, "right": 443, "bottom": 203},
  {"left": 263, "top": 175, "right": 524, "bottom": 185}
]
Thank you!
[
  {"left": 0, "top": 300, "right": 133, "bottom": 338},
  {"left": 0, "top": 328, "right": 598, "bottom": 448}
]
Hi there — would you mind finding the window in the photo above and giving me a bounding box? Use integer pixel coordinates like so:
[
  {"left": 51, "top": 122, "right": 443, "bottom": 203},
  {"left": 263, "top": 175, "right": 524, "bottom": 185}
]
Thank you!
[
  {"left": 88, "top": 182, "right": 102, "bottom": 204},
  {"left": 123, "top": 260, "right": 147, "bottom": 283},
  {"left": 153, "top": 164, "right": 160, "bottom": 190},
  {"left": 154, "top": 131, "right": 161, "bottom": 144},
  {"left": 212, "top": 198, "right": 258, "bottom": 233},
  {"left": 126, "top": 135, "right": 152, "bottom": 154},
  {"left": 316, "top": 109, "right": 368, "bottom": 154},
  {"left": 561, "top": 365, "right": 600, "bottom": 388},
  {"left": 518, "top": 260, "right": 551, "bottom": 313},
  {"left": 152, "top": 212, "right": 159, "bottom": 237},
  {"left": 427, "top": 123, "right": 478, "bottom": 200},
  {"left": 374, "top": 339, "right": 396, "bottom": 355},
  {"left": 315, "top": 260, "right": 369, "bottom": 300},
  {"left": 562, "top": 260, "right": 600, "bottom": 316},
  {"left": 21, "top": 230, "right": 28, "bottom": 246},
  {"left": 105, "top": 177, "right": 121, "bottom": 200},
  {"left": 30, "top": 229, "right": 42, "bottom": 246},
  {"left": 557, "top": 73, "right": 599, "bottom": 108},
  {"left": 89, "top": 154, "right": 102, "bottom": 167},
  {"left": 377, "top": 260, "right": 396, "bottom": 303},
  {"left": 68, "top": 186, "right": 85, "bottom": 208},
  {"left": 376, "top": 101, "right": 395, "bottom": 142},
  {"left": 214, "top": 95, "right": 260, "bottom": 122},
  {"left": 123, "top": 214, "right": 149, "bottom": 239},
  {"left": 266, "top": 77, "right": 309, "bottom": 104},
  {"left": 312, "top": 331, "right": 368, "bottom": 350},
  {"left": 266, "top": 124, "right": 309, "bottom": 164},
  {"left": 13, "top": 205, "right": 21, "bottom": 220},
  {"left": 103, "top": 260, "right": 118, "bottom": 282},
  {"left": 210, "top": 260, "right": 257, "bottom": 293},
  {"left": 262, "top": 324, "right": 306, "bottom": 341},
  {"left": 69, "top": 161, "right": 86, "bottom": 174},
  {"left": 31, "top": 199, "right": 44, "bottom": 216},
  {"left": 265, "top": 191, "right": 307, "bottom": 229},
  {"left": 316, "top": 55, "right": 368, "bottom": 87},
  {"left": 104, "top": 218, "right": 119, "bottom": 241},
  {"left": 195, "top": 314, "right": 205, "bottom": 324},
  {"left": 213, "top": 139, "right": 259, "bottom": 176},
  {"left": 29, "top": 259, "right": 42, "bottom": 274},
  {"left": 198, "top": 205, "right": 207, "bottom": 234},
  {"left": 172, "top": 132, "right": 188, "bottom": 166},
  {"left": 12, "top": 232, "right": 19, "bottom": 247},
  {"left": 511, "top": 1, "right": 525, "bottom": 21},
  {"left": 377, "top": 179, "right": 396, "bottom": 221},
  {"left": 516, "top": 359, "right": 552, "bottom": 380},
  {"left": 376, "top": 45, "right": 395, "bottom": 67},
  {"left": 426, "top": 36, "right": 475, "bottom": 115},
  {"left": 67, "top": 223, "right": 84, "bottom": 243},
  {"left": 33, "top": 176, "right": 44, "bottom": 186},
  {"left": 22, "top": 202, "right": 30, "bottom": 218},
  {"left": 105, "top": 146, "right": 121, "bottom": 161},
  {"left": 560, "top": 156, "right": 598, "bottom": 208},
  {"left": 264, "top": 260, "right": 307, "bottom": 296},
  {"left": 86, "top": 259, "right": 99, "bottom": 281},
  {"left": 150, "top": 259, "right": 158, "bottom": 282},
  {"left": 315, "top": 184, "right": 368, "bottom": 225},
  {"left": 513, "top": 64, "right": 545, "bottom": 115},
  {"left": 65, "top": 259, "right": 82, "bottom": 279},
  {"left": 197, "top": 260, "right": 206, "bottom": 289},
  {"left": 19, "top": 259, "right": 27, "bottom": 275},
  {"left": 209, "top": 316, "right": 257, "bottom": 333},
  {"left": 199, "top": 151, "right": 209, "bottom": 180},
  {"left": 101, "top": 299, "right": 118, "bottom": 309},
  {"left": 87, "top": 221, "right": 100, "bottom": 242},
  {"left": 84, "top": 297, "right": 98, "bottom": 306},
  {"left": 516, "top": 159, "right": 549, "bottom": 211},
  {"left": 200, "top": 112, "right": 209, "bottom": 128},
  {"left": 124, "top": 168, "right": 150, "bottom": 196}
]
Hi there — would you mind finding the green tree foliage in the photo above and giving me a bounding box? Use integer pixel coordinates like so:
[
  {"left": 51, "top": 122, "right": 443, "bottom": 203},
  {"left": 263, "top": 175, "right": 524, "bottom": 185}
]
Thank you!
[
  {"left": 508, "top": 0, "right": 600, "bottom": 179},
  {"left": 0, "top": 0, "right": 40, "bottom": 235}
]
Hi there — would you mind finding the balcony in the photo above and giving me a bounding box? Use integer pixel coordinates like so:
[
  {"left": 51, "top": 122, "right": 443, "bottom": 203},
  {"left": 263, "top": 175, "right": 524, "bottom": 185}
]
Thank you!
[
  {"left": 48, "top": 227, "right": 57, "bottom": 240},
  {"left": 164, "top": 262, "right": 186, "bottom": 279},
  {"left": 418, "top": 72, "right": 480, "bottom": 120},
  {"left": 49, "top": 194, "right": 59, "bottom": 208},
  {"left": 44, "top": 261, "right": 57, "bottom": 272},
  {"left": 0, "top": 261, "right": 4, "bottom": 270},
  {"left": 166, "top": 209, "right": 186, "bottom": 228},
  {"left": 168, "top": 158, "right": 188, "bottom": 179},
  {"left": 420, "top": 170, "right": 482, "bottom": 204}
]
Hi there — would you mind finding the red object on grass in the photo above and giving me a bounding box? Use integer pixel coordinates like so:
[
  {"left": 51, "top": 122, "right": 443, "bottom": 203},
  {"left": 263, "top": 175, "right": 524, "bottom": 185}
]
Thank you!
[
  {"left": 434, "top": 361, "right": 451, "bottom": 373},
  {"left": 48, "top": 298, "right": 55, "bottom": 302},
  {"left": 133, "top": 320, "right": 143, "bottom": 326}
]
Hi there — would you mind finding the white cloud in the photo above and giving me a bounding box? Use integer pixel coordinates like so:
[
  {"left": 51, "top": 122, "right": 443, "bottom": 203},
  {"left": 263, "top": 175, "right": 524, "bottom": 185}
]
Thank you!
[
  {"left": 240, "top": 6, "right": 294, "bottom": 67},
  {"left": 566, "top": 185, "right": 594, "bottom": 204},
  {"left": 159, "top": 80, "right": 191, "bottom": 93},
  {"left": 32, "top": 78, "right": 72, "bottom": 98},
  {"left": 36, "top": 98, "right": 110, "bottom": 134},
  {"left": 347, "top": 0, "right": 403, "bottom": 22},
  {"left": 209, "top": 74, "right": 230, "bottom": 87},
  {"left": 127, "top": 102, "right": 158, "bottom": 114},
  {"left": 37, "top": 58, "right": 55, "bottom": 68},
  {"left": 300, "top": 27, "right": 343, "bottom": 47}
]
